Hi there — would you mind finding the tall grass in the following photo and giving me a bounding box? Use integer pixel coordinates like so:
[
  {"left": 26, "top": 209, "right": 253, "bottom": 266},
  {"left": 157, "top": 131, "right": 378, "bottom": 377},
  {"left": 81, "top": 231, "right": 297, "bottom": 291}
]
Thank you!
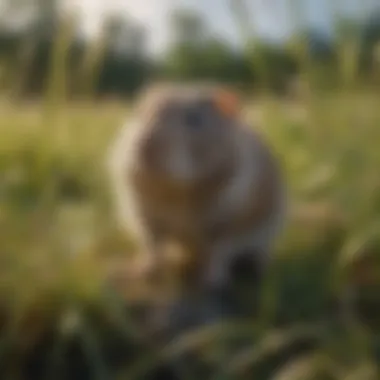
[{"left": 0, "top": 3, "right": 380, "bottom": 380}]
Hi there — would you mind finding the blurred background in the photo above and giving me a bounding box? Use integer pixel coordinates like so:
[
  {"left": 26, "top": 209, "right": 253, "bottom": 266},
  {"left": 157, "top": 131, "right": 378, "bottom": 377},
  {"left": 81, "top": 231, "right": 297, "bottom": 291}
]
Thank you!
[{"left": 1, "top": 0, "right": 380, "bottom": 379}]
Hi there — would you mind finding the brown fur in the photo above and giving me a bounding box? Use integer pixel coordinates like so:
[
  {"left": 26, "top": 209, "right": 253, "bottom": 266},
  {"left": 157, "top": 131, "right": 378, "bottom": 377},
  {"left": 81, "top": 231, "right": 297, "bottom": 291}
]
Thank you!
[
  {"left": 109, "top": 83, "right": 285, "bottom": 294},
  {"left": 208, "top": 132, "right": 281, "bottom": 240}
]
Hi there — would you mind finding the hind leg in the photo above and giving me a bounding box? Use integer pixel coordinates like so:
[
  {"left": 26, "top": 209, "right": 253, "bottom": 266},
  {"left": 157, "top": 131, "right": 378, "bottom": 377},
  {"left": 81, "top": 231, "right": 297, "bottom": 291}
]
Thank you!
[
  {"left": 225, "top": 248, "right": 269, "bottom": 315},
  {"left": 158, "top": 248, "right": 268, "bottom": 343},
  {"left": 229, "top": 249, "right": 265, "bottom": 286},
  {"left": 202, "top": 238, "right": 273, "bottom": 319}
]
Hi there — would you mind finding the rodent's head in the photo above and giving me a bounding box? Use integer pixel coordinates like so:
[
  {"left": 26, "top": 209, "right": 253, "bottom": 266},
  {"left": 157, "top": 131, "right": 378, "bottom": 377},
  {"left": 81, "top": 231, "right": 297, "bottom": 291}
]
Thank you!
[{"left": 132, "top": 83, "right": 241, "bottom": 184}]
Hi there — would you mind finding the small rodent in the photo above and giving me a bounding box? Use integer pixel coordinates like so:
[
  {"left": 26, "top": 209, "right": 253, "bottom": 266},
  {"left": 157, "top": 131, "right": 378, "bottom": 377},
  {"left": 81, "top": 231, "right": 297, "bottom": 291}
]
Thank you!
[{"left": 107, "top": 83, "right": 287, "bottom": 292}]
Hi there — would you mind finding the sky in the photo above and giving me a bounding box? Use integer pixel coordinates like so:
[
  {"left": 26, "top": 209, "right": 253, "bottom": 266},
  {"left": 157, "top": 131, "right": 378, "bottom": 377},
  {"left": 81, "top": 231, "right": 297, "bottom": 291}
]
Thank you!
[
  {"left": 69, "top": 0, "right": 376, "bottom": 55},
  {"left": 71, "top": 0, "right": 176, "bottom": 53}
]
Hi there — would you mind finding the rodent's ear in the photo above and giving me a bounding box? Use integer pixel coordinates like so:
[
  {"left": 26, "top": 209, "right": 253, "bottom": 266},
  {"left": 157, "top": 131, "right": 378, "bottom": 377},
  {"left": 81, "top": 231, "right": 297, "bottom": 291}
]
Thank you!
[{"left": 213, "top": 89, "right": 240, "bottom": 118}]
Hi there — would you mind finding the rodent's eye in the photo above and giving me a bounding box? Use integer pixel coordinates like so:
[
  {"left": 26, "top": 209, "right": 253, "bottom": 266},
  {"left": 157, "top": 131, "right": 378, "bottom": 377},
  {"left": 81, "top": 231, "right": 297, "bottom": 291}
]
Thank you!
[{"left": 183, "top": 98, "right": 216, "bottom": 129}]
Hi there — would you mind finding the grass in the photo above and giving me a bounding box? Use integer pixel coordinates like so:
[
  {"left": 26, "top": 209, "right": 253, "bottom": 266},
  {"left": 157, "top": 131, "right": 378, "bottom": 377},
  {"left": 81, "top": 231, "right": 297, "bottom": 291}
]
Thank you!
[{"left": 1, "top": 85, "right": 380, "bottom": 379}]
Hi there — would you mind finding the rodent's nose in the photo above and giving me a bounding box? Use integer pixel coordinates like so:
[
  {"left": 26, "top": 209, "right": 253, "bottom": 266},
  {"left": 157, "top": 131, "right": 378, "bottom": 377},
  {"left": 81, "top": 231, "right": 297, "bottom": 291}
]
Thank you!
[{"left": 184, "top": 109, "right": 203, "bottom": 129}]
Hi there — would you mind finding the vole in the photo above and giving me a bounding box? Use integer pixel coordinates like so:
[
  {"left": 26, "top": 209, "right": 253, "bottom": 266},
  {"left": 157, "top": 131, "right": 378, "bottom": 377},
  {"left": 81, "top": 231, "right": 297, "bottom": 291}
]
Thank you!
[{"left": 107, "top": 83, "right": 286, "bottom": 294}]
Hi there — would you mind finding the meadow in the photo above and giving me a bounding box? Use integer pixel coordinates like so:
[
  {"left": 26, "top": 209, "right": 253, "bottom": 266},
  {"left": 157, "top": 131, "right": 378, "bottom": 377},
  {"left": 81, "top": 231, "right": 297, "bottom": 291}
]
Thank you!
[{"left": 1, "top": 83, "right": 380, "bottom": 379}]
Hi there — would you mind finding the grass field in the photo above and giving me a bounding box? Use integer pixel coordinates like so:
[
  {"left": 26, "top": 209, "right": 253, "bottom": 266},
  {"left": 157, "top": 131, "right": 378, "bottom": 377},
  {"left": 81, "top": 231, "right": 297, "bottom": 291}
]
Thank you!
[{"left": 1, "top": 87, "right": 380, "bottom": 379}]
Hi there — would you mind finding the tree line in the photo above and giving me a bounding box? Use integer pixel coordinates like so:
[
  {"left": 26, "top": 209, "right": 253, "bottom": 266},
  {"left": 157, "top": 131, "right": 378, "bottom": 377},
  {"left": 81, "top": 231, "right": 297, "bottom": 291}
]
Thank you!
[{"left": 0, "top": 1, "right": 380, "bottom": 99}]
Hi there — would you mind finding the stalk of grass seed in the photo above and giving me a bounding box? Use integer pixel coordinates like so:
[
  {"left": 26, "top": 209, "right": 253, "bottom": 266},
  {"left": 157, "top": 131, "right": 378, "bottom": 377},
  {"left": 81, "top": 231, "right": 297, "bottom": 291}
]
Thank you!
[
  {"left": 78, "top": 20, "right": 108, "bottom": 100},
  {"left": 228, "top": 0, "right": 269, "bottom": 90}
]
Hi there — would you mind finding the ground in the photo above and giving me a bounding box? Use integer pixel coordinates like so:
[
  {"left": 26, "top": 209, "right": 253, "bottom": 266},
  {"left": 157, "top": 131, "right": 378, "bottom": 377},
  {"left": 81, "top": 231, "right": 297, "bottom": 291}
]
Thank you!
[{"left": 0, "top": 91, "right": 380, "bottom": 379}]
